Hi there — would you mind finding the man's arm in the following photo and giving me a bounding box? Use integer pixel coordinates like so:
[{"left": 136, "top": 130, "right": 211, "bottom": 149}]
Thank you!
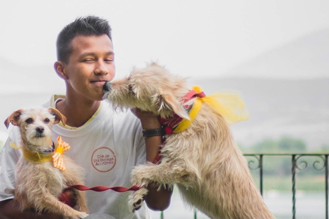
[
  {"left": 131, "top": 109, "right": 172, "bottom": 211},
  {"left": 143, "top": 135, "right": 173, "bottom": 211},
  {"left": 0, "top": 199, "right": 64, "bottom": 219}
]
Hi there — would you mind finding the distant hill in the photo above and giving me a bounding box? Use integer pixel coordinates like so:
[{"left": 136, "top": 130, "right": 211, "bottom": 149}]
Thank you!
[
  {"left": 189, "top": 77, "right": 329, "bottom": 149},
  {"left": 224, "top": 28, "right": 329, "bottom": 79},
  {"left": 0, "top": 58, "right": 64, "bottom": 94},
  {"left": 0, "top": 56, "right": 328, "bottom": 150},
  {"left": 1, "top": 76, "right": 328, "bottom": 151}
]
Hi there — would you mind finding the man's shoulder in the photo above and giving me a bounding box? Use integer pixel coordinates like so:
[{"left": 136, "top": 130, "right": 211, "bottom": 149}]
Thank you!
[
  {"left": 6, "top": 125, "right": 21, "bottom": 144},
  {"left": 41, "top": 94, "right": 65, "bottom": 108}
]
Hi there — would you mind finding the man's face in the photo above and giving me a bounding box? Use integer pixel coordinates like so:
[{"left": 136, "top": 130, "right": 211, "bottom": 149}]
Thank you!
[{"left": 63, "top": 34, "right": 115, "bottom": 101}]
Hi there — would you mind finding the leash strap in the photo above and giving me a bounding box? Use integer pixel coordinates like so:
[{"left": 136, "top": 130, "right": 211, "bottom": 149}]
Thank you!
[
  {"left": 68, "top": 184, "right": 141, "bottom": 192},
  {"left": 155, "top": 88, "right": 206, "bottom": 164}
]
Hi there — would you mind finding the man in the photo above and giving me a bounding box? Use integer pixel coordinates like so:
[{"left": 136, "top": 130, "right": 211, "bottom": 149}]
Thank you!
[{"left": 0, "top": 16, "right": 172, "bottom": 219}]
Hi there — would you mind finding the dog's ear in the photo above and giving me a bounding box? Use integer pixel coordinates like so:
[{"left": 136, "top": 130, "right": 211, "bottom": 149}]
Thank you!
[
  {"left": 160, "top": 93, "right": 189, "bottom": 120},
  {"left": 48, "top": 108, "right": 67, "bottom": 126},
  {"left": 4, "top": 110, "right": 23, "bottom": 128}
]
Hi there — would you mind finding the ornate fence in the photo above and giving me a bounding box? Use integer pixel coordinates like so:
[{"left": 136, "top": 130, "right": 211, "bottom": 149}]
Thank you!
[
  {"left": 244, "top": 153, "right": 328, "bottom": 219},
  {"left": 158, "top": 153, "right": 329, "bottom": 219}
]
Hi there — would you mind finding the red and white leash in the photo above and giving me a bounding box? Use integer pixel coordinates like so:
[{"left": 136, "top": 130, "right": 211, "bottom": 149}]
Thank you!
[{"left": 68, "top": 184, "right": 141, "bottom": 192}]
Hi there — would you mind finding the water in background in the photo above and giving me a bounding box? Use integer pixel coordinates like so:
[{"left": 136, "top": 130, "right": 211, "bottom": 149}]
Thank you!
[{"left": 149, "top": 187, "right": 326, "bottom": 219}]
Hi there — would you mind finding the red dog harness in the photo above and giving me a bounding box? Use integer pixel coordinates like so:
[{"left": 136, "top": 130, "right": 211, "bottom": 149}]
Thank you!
[{"left": 153, "top": 89, "right": 206, "bottom": 164}]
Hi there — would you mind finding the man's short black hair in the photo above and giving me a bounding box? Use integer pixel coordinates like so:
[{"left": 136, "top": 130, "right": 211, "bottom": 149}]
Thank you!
[{"left": 56, "top": 16, "right": 112, "bottom": 64}]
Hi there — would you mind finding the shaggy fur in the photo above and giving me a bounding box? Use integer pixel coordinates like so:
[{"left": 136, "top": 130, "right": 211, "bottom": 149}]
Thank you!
[
  {"left": 5, "top": 107, "right": 88, "bottom": 219},
  {"left": 103, "top": 63, "right": 275, "bottom": 219}
]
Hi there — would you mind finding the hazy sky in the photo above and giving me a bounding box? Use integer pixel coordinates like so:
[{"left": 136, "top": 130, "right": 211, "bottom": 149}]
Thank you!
[
  {"left": 1, "top": 0, "right": 329, "bottom": 79},
  {"left": 1, "top": 1, "right": 329, "bottom": 144}
]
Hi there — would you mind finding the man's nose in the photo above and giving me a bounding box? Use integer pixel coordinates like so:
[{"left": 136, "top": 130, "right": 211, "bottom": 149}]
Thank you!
[{"left": 94, "top": 61, "right": 108, "bottom": 75}]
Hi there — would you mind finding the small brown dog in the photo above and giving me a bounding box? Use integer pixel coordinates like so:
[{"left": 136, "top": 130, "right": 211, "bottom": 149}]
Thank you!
[
  {"left": 103, "top": 63, "right": 275, "bottom": 219},
  {"left": 5, "top": 107, "right": 88, "bottom": 219}
]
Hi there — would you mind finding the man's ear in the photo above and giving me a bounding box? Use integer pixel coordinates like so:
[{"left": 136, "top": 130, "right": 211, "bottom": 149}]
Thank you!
[
  {"left": 48, "top": 108, "right": 67, "bottom": 125},
  {"left": 4, "top": 110, "right": 23, "bottom": 128},
  {"left": 54, "top": 61, "right": 68, "bottom": 80},
  {"left": 159, "top": 92, "right": 189, "bottom": 120}
]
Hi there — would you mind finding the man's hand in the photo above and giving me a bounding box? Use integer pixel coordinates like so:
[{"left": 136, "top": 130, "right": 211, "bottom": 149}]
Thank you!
[
  {"left": 58, "top": 188, "right": 77, "bottom": 208},
  {"left": 0, "top": 199, "right": 64, "bottom": 219},
  {"left": 130, "top": 108, "right": 172, "bottom": 211},
  {"left": 130, "top": 108, "right": 160, "bottom": 129}
]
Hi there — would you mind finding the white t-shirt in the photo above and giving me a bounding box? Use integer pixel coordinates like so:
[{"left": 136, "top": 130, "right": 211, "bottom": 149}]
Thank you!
[{"left": 0, "top": 96, "right": 151, "bottom": 219}]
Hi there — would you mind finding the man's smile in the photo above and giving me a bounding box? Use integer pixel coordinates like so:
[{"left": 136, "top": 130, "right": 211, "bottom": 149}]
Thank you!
[{"left": 90, "top": 80, "right": 108, "bottom": 86}]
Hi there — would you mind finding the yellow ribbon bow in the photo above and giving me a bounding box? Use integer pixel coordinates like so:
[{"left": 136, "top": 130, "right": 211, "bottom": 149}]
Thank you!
[
  {"left": 173, "top": 86, "right": 249, "bottom": 133},
  {"left": 52, "top": 136, "right": 71, "bottom": 171}
]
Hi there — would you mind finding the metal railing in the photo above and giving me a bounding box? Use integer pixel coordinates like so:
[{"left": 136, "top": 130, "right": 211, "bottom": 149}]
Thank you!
[
  {"left": 245, "top": 153, "right": 328, "bottom": 219},
  {"left": 159, "top": 153, "right": 329, "bottom": 219}
]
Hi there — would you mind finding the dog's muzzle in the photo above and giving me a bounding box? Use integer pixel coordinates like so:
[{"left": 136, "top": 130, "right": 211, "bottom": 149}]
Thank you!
[
  {"left": 103, "top": 81, "right": 112, "bottom": 92},
  {"left": 36, "top": 126, "right": 44, "bottom": 134}
]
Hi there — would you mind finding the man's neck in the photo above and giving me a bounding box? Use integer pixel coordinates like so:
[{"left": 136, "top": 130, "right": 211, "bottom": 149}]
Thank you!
[{"left": 56, "top": 96, "right": 101, "bottom": 128}]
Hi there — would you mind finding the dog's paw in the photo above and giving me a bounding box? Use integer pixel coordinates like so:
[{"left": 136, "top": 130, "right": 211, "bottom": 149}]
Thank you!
[
  {"left": 66, "top": 211, "right": 89, "bottom": 219},
  {"left": 128, "top": 187, "right": 148, "bottom": 212},
  {"left": 78, "top": 212, "right": 89, "bottom": 218},
  {"left": 131, "top": 166, "right": 154, "bottom": 186}
]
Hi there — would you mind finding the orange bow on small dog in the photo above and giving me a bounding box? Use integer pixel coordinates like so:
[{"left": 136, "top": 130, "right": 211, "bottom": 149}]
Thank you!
[{"left": 53, "top": 136, "right": 71, "bottom": 171}]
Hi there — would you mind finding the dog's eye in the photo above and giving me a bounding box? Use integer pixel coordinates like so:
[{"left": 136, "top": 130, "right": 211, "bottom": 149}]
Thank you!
[
  {"left": 128, "top": 85, "right": 136, "bottom": 95},
  {"left": 25, "top": 118, "right": 33, "bottom": 124},
  {"left": 44, "top": 118, "right": 50, "bottom": 123}
]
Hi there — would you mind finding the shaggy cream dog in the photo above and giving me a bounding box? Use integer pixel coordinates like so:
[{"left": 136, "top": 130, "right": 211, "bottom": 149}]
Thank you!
[
  {"left": 103, "top": 63, "right": 274, "bottom": 219},
  {"left": 5, "top": 107, "right": 88, "bottom": 219}
]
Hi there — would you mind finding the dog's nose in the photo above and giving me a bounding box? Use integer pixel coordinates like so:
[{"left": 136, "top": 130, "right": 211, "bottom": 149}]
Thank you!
[
  {"left": 36, "top": 127, "right": 44, "bottom": 134},
  {"left": 103, "top": 81, "right": 112, "bottom": 92}
]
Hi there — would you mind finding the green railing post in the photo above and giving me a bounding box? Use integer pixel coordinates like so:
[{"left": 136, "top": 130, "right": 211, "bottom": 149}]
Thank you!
[
  {"left": 325, "top": 155, "right": 328, "bottom": 219},
  {"left": 158, "top": 153, "right": 329, "bottom": 219},
  {"left": 259, "top": 154, "right": 263, "bottom": 196},
  {"left": 292, "top": 155, "right": 296, "bottom": 219}
]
